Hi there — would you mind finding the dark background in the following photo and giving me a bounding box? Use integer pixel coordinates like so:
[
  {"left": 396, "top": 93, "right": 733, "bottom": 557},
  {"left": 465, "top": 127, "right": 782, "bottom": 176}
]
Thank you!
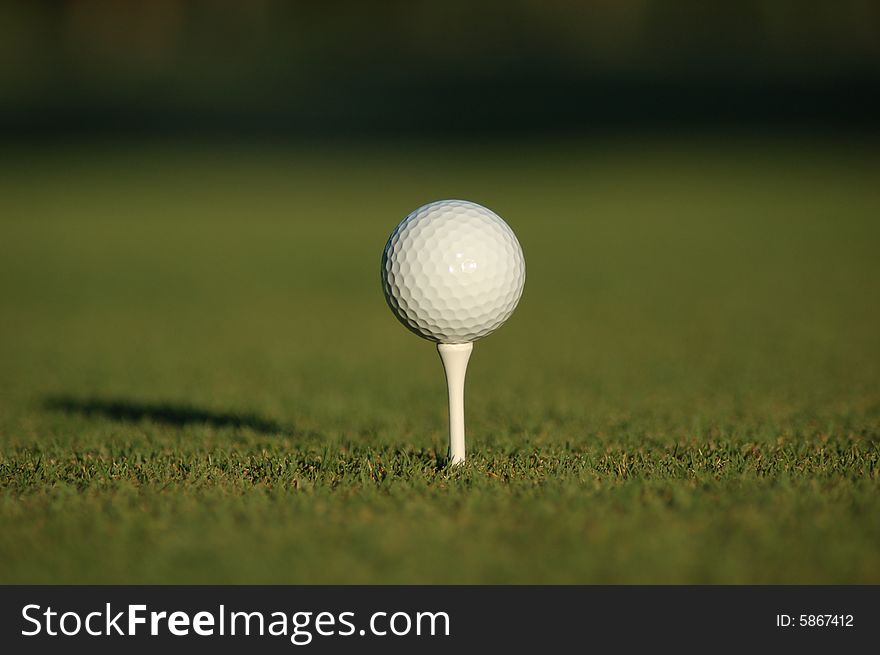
[{"left": 2, "top": 0, "right": 879, "bottom": 139}]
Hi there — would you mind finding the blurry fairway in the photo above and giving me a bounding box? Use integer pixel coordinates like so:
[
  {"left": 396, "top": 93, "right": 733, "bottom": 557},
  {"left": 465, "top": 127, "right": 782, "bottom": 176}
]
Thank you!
[{"left": 0, "top": 137, "right": 878, "bottom": 584}]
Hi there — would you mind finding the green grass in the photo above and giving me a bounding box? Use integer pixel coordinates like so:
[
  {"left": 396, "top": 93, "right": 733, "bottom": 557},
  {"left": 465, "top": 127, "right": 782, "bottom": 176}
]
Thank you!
[{"left": 1, "top": 137, "right": 878, "bottom": 583}]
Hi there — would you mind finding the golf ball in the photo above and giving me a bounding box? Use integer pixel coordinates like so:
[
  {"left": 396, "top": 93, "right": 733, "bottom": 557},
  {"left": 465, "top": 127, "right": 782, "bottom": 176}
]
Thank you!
[{"left": 381, "top": 199, "right": 525, "bottom": 343}]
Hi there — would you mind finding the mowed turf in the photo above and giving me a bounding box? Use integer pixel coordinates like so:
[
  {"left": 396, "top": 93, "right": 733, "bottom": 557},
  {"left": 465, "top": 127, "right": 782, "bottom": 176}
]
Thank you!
[{"left": 0, "top": 137, "right": 878, "bottom": 583}]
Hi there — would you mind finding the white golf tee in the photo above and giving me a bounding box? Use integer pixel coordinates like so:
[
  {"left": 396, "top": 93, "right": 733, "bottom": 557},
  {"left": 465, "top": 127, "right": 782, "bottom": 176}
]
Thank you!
[{"left": 437, "top": 342, "right": 473, "bottom": 466}]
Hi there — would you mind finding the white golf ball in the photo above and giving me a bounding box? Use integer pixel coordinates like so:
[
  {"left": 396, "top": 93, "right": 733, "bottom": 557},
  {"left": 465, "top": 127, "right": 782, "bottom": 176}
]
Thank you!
[{"left": 381, "top": 199, "right": 525, "bottom": 343}]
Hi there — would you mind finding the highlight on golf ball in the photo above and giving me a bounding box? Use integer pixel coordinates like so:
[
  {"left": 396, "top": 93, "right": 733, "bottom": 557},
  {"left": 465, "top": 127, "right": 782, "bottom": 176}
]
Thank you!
[{"left": 381, "top": 199, "right": 526, "bottom": 344}]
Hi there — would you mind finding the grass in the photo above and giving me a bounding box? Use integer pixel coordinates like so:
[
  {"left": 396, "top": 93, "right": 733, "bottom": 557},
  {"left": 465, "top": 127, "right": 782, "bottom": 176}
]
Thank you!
[{"left": 0, "top": 136, "right": 878, "bottom": 583}]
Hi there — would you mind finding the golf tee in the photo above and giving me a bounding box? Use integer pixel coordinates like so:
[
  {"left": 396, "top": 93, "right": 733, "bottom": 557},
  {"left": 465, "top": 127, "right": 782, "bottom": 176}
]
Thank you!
[{"left": 437, "top": 342, "right": 473, "bottom": 466}]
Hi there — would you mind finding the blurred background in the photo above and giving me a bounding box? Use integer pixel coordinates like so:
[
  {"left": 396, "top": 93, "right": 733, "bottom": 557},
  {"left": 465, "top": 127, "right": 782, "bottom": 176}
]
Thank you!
[
  {"left": 1, "top": 2, "right": 879, "bottom": 583},
  {"left": 2, "top": 0, "right": 879, "bottom": 139}
]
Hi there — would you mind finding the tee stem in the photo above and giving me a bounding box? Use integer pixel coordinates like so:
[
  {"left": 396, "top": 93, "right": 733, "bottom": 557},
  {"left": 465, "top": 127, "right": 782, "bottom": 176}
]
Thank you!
[{"left": 437, "top": 342, "right": 473, "bottom": 466}]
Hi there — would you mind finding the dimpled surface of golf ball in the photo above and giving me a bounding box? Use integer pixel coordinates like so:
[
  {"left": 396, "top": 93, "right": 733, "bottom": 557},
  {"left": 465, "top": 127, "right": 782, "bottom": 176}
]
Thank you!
[{"left": 381, "top": 199, "right": 525, "bottom": 343}]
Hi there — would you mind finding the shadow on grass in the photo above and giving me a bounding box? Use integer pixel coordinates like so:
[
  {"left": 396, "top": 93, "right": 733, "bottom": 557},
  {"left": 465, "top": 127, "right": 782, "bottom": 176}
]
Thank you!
[{"left": 43, "top": 396, "right": 285, "bottom": 435}]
